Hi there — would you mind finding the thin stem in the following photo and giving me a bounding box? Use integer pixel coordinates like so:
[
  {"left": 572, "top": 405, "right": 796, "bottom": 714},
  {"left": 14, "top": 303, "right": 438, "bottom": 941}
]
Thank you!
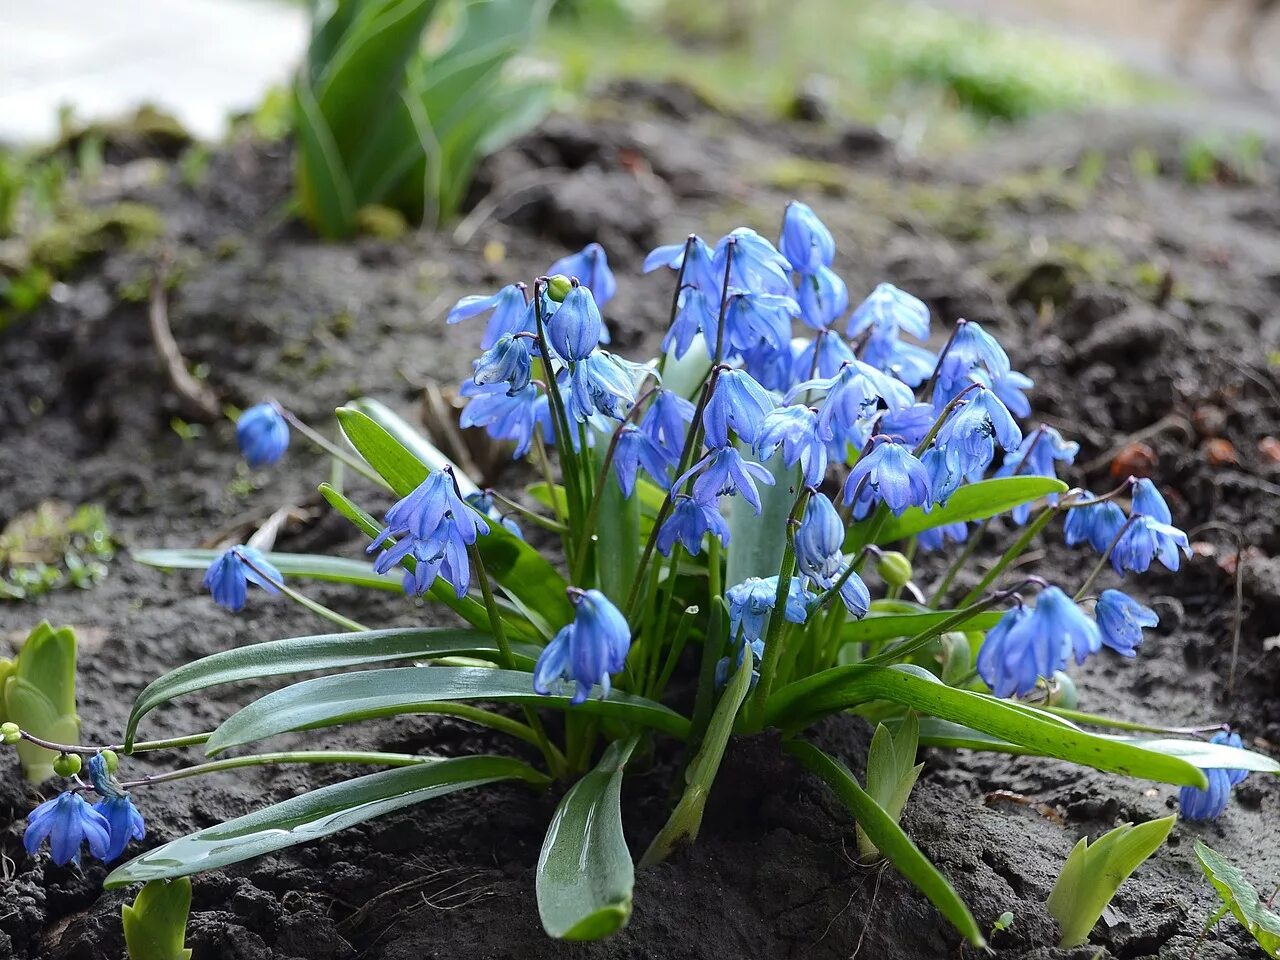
[
  {"left": 653, "top": 604, "right": 701, "bottom": 697},
  {"left": 484, "top": 488, "right": 567, "bottom": 533},
  {"left": 921, "top": 319, "right": 966, "bottom": 402},
  {"left": 114, "top": 751, "right": 444, "bottom": 790},
  {"left": 657, "top": 236, "right": 697, "bottom": 378},
  {"left": 912, "top": 381, "right": 983, "bottom": 457},
  {"left": 712, "top": 239, "right": 735, "bottom": 366},
  {"left": 18, "top": 729, "right": 214, "bottom": 757},
  {"left": 1035, "top": 705, "right": 1231, "bottom": 737},
  {"left": 958, "top": 506, "right": 1058, "bottom": 607},
  {"left": 1074, "top": 514, "right": 1139, "bottom": 601},
  {"left": 929, "top": 520, "right": 987, "bottom": 608},
  {"left": 237, "top": 549, "right": 367, "bottom": 632},
  {"left": 278, "top": 407, "right": 389, "bottom": 488}
]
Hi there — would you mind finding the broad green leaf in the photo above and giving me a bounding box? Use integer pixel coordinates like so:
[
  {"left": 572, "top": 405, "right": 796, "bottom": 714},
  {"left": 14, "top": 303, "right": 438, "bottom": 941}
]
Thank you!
[
  {"left": 104, "top": 756, "right": 546, "bottom": 887},
  {"left": 537, "top": 736, "right": 638, "bottom": 940},
  {"left": 294, "top": 82, "right": 357, "bottom": 238},
  {"left": 590, "top": 443, "right": 640, "bottom": 609},
  {"left": 841, "top": 610, "right": 1004, "bottom": 647},
  {"left": 767, "top": 665, "right": 1208, "bottom": 788},
  {"left": 6, "top": 622, "right": 78, "bottom": 783},
  {"left": 122, "top": 878, "right": 193, "bottom": 960},
  {"left": 1048, "top": 816, "right": 1174, "bottom": 946},
  {"left": 344, "top": 398, "right": 481, "bottom": 496},
  {"left": 859, "top": 477, "right": 1069, "bottom": 546},
  {"left": 124, "top": 627, "right": 537, "bottom": 749},
  {"left": 132, "top": 548, "right": 402, "bottom": 592},
  {"left": 786, "top": 740, "right": 985, "bottom": 947},
  {"left": 335, "top": 403, "right": 572, "bottom": 627},
  {"left": 725, "top": 445, "right": 796, "bottom": 589},
  {"left": 205, "top": 666, "right": 690, "bottom": 754},
  {"left": 1195, "top": 840, "right": 1280, "bottom": 957},
  {"left": 860, "top": 715, "right": 923, "bottom": 860}
]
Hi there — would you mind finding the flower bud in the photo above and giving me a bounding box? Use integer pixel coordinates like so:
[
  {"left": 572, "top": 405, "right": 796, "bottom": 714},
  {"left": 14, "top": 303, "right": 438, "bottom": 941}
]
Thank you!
[
  {"left": 1, "top": 721, "right": 20, "bottom": 745},
  {"left": 876, "top": 551, "right": 913, "bottom": 588},
  {"left": 545, "top": 274, "right": 573, "bottom": 303},
  {"left": 53, "top": 752, "right": 82, "bottom": 777},
  {"left": 1046, "top": 670, "right": 1078, "bottom": 709},
  {"left": 100, "top": 749, "right": 120, "bottom": 773}
]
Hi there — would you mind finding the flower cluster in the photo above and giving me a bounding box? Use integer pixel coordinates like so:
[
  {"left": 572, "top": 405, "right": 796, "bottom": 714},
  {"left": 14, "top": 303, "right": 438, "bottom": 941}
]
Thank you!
[{"left": 24, "top": 753, "right": 145, "bottom": 866}]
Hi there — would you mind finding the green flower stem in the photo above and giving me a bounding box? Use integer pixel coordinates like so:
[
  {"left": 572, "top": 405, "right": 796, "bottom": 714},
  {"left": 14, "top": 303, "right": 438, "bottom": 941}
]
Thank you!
[
  {"left": 278, "top": 408, "right": 390, "bottom": 489},
  {"left": 656, "top": 236, "right": 696, "bottom": 379},
  {"left": 928, "top": 520, "right": 987, "bottom": 609},
  {"left": 872, "top": 578, "right": 1041, "bottom": 665},
  {"left": 1037, "top": 704, "right": 1228, "bottom": 736},
  {"left": 533, "top": 285, "right": 583, "bottom": 558},
  {"left": 1074, "top": 514, "right": 1139, "bottom": 601},
  {"left": 236, "top": 551, "right": 367, "bottom": 632},
  {"left": 957, "top": 505, "right": 1058, "bottom": 607},
  {"left": 653, "top": 604, "right": 700, "bottom": 697},
  {"left": 712, "top": 239, "right": 735, "bottom": 366},
  {"left": 484, "top": 488, "right": 567, "bottom": 534},
  {"left": 911, "top": 381, "right": 983, "bottom": 457},
  {"left": 114, "top": 750, "right": 447, "bottom": 790},
  {"left": 17, "top": 729, "right": 213, "bottom": 757},
  {"left": 684, "top": 599, "right": 727, "bottom": 766}
]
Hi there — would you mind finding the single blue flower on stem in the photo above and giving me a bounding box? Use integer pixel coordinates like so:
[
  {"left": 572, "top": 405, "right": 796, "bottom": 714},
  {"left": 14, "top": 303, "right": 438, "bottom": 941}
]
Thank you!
[
  {"left": 656, "top": 496, "right": 731, "bottom": 557},
  {"left": 24, "top": 791, "right": 111, "bottom": 866},
  {"left": 780, "top": 201, "right": 836, "bottom": 274},
  {"left": 756, "top": 404, "right": 828, "bottom": 487},
  {"left": 547, "top": 243, "right": 617, "bottom": 307},
  {"left": 640, "top": 389, "right": 694, "bottom": 465},
  {"left": 702, "top": 369, "right": 776, "bottom": 447},
  {"left": 796, "top": 493, "right": 844, "bottom": 585},
  {"left": 997, "top": 425, "right": 1079, "bottom": 523},
  {"left": 842, "top": 438, "right": 932, "bottom": 516},
  {"left": 935, "top": 319, "right": 1011, "bottom": 392},
  {"left": 644, "top": 234, "right": 720, "bottom": 295},
  {"left": 990, "top": 370, "right": 1034, "bottom": 419},
  {"left": 236, "top": 402, "right": 290, "bottom": 467},
  {"left": 726, "top": 576, "right": 812, "bottom": 647},
  {"left": 714, "top": 228, "right": 793, "bottom": 296},
  {"left": 742, "top": 340, "right": 799, "bottom": 393},
  {"left": 533, "top": 588, "right": 631, "bottom": 704},
  {"left": 203, "top": 545, "right": 282, "bottom": 612},
  {"left": 446, "top": 283, "right": 528, "bottom": 350},
  {"left": 793, "top": 360, "right": 914, "bottom": 446},
  {"left": 678, "top": 446, "right": 775, "bottom": 514},
  {"left": 613, "top": 424, "right": 672, "bottom": 498},
  {"left": 866, "top": 335, "right": 937, "bottom": 389},
  {"left": 1131, "top": 478, "right": 1173, "bottom": 523},
  {"left": 723, "top": 290, "right": 801, "bottom": 354},
  {"left": 471, "top": 334, "right": 532, "bottom": 394},
  {"left": 460, "top": 381, "right": 546, "bottom": 459},
  {"left": 791, "top": 331, "right": 855, "bottom": 383},
  {"left": 568, "top": 352, "right": 638, "bottom": 422},
  {"left": 1094, "top": 589, "right": 1157, "bottom": 657},
  {"left": 547, "top": 282, "right": 603, "bottom": 361},
  {"left": 94, "top": 795, "right": 146, "bottom": 862},
  {"left": 1063, "top": 492, "right": 1127, "bottom": 555},
  {"left": 663, "top": 287, "right": 720, "bottom": 360},
  {"left": 1111, "top": 516, "right": 1191, "bottom": 575},
  {"left": 934, "top": 386, "right": 1022, "bottom": 476},
  {"left": 1180, "top": 731, "right": 1248, "bottom": 821},
  {"left": 847, "top": 283, "right": 931, "bottom": 341},
  {"left": 796, "top": 266, "right": 848, "bottom": 330},
  {"left": 922, "top": 447, "right": 962, "bottom": 506},
  {"left": 977, "top": 587, "right": 1100, "bottom": 698}
]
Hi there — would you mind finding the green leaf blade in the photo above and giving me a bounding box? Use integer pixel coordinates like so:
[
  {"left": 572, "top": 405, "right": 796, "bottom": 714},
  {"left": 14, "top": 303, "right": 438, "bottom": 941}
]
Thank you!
[
  {"left": 862, "top": 477, "right": 1068, "bottom": 546},
  {"left": 122, "top": 878, "right": 193, "bottom": 960},
  {"left": 132, "top": 548, "right": 402, "bottom": 592}
]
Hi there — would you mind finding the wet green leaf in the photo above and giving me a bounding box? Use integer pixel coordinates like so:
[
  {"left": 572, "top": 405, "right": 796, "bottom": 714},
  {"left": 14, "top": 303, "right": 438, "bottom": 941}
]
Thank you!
[{"left": 1195, "top": 841, "right": 1280, "bottom": 957}]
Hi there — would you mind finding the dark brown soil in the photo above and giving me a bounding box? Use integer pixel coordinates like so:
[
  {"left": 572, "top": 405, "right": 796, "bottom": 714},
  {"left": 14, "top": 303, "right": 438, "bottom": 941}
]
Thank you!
[{"left": 1, "top": 83, "right": 1279, "bottom": 960}]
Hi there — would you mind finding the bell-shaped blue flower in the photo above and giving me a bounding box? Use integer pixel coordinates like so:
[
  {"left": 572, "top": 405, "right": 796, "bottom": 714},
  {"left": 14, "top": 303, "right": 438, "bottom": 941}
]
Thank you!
[
  {"left": 1094, "top": 589, "right": 1156, "bottom": 657},
  {"left": 613, "top": 424, "right": 672, "bottom": 498},
  {"left": 796, "top": 493, "right": 844, "bottom": 585},
  {"left": 446, "top": 283, "right": 529, "bottom": 350},
  {"left": 640, "top": 389, "right": 694, "bottom": 465},
  {"left": 24, "top": 791, "right": 111, "bottom": 866},
  {"left": 991, "top": 370, "right": 1034, "bottom": 419},
  {"left": 847, "top": 283, "right": 931, "bottom": 341},
  {"left": 472, "top": 334, "right": 532, "bottom": 394},
  {"left": 756, "top": 404, "right": 827, "bottom": 487},
  {"left": 997, "top": 425, "right": 1078, "bottom": 523},
  {"left": 1111, "top": 516, "right": 1191, "bottom": 574},
  {"left": 567, "top": 352, "right": 638, "bottom": 422},
  {"left": 1063, "top": 492, "right": 1127, "bottom": 554},
  {"left": 793, "top": 360, "right": 914, "bottom": 446},
  {"left": 703, "top": 369, "right": 775, "bottom": 447},
  {"left": 203, "top": 545, "right": 282, "bottom": 612},
  {"left": 726, "top": 576, "right": 813, "bottom": 646},
  {"left": 714, "top": 228, "right": 793, "bottom": 296},
  {"left": 533, "top": 589, "right": 631, "bottom": 704},
  {"left": 678, "top": 446, "right": 775, "bottom": 514},
  {"left": 236, "top": 402, "right": 290, "bottom": 467},
  {"left": 864, "top": 333, "right": 937, "bottom": 389},
  {"left": 796, "top": 266, "right": 848, "bottom": 330},
  {"left": 663, "top": 286, "right": 720, "bottom": 360},
  {"left": 547, "top": 242, "right": 617, "bottom": 307},
  {"left": 922, "top": 447, "right": 962, "bottom": 506},
  {"left": 547, "top": 282, "right": 603, "bottom": 361},
  {"left": 644, "top": 234, "right": 720, "bottom": 295},
  {"left": 742, "top": 340, "right": 798, "bottom": 393},
  {"left": 934, "top": 386, "right": 1022, "bottom": 476},
  {"left": 843, "top": 439, "right": 931, "bottom": 516},
  {"left": 791, "top": 331, "right": 854, "bottom": 383},
  {"left": 879, "top": 403, "right": 936, "bottom": 447},
  {"left": 460, "top": 380, "right": 547, "bottom": 459},
  {"left": 977, "top": 587, "right": 1100, "bottom": 698},
  {"left": 936, "top": 319, "right": 1011, "bottom": 391},
  {"left": 94, "top": 795, "right": 146, "bottom": 862},
  {"left": 656, "top": 496, "right": 730, "bottom": 557},
  {"left": 780, "top": 201, "right": 835, "bottom": 274},
  {"left": 1180, "top": 731, "right": 1248, "bottom": 821},
  {"left": 723, "top": 290, "right": 801, "bottom": 354},
  {"left": 1131, "top": 478, "right": 1173, "bottom": 523}
]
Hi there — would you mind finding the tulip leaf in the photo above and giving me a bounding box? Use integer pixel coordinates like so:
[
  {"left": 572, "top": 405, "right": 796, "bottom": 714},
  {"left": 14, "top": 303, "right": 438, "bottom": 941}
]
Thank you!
[
  {"left": 860, "top": 477, "right": 1069, "bottom": 546},
  {"left": 104, "top": 756, "right": 547, "bottom": 887},
  {"left": 4, "top": 621, "right": 79, "bottom": 783},
  {"left": 841, "top": 609, "right": 1004, "bottom": 647},
  {"left": 1195, "top": 840, "right": 1280, "bottom": 958},
  {"left": 122, "top": 878, "right": 193, "bottom": 960},
  {"left": 537, "top": 736, "right": 638, "bottom": 940},
  {"left": 205, "top": 666, "right": 690, "bottom": 754},
  {"left": 1048, "top": 816, "right": 1175, "bottom": 946},
  {"left": 132, "top": 548, "right": 402, "bottom": 592},
  {"left": 859, "top": 715, "right": 923, "bottom": 860},
  {"left": 786, "top": 740, "right": 985, "bottom": 947},
  {"left": 590, "top": 443, "right": 640, "bottom": 609}
]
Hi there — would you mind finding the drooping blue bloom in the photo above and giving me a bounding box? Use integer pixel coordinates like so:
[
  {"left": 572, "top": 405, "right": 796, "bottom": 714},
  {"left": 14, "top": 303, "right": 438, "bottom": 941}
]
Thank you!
[
  {"left": 934, "top": 386, "right": 1022, "bottom": 476},
  {"left": 791, "top": 330, "right": 855, "bottom": 383},
  {"left": 1042, "top": 585, "right": 1103, "bottom": 666},
  {"left": 567, "top": 352, "right": 639, "bottom": 422},
  {"left": 644, "top": 234, "right": 720, "bottom": 295},
  {"left": 471, "top": 334, "right": 532, "bottom": 394},
  {"left": 464, "top": 492, "right": 524, "bottom": 540},
  {"left": 94, "top": 795, "right": 146, "bottom": 862},
  {"left": 547, "top": 242, "right": 617, "bottom": 308},
  {"left": 726, "top": 576, "right": 812, "bottom": 646},
  {"left": 977, "top": 587, "right": 1100, "bottom": 698},
  {"left": 879, "top": 403, "right": 936, "bottom": 447},
  {"left": 236, "top": 402, "right": 290, "bottom": 467},
  {"left": 792, "top": 360, "right": 915, "bottom": 446},
  {"left": 86, "top": 752, "right": 114, "bottom": 796},
  {"left": 656, "top": 496, "right": 731, "bottom": 557},
  {"left": 796, "top": 493, "right": 844, "bottom": 585},
  {"left": 847, "top": 283, "right": 931, "bottom": 341},
  {"left": 446, "top": 283, "right": 529, "bottom": 350},
  {"left": 1130, "top": 478, "right": 1173, "bottom": 523},
  {"left": 533, "top": 589, "right": 631, "bottom": 704},
  {"left": 997, "top": 425, "right": 1079, "bottom": 523},
  {"left": 756, "top": 404, "right": 828, "bottom": 487},
  {"left": 663, "top": 286, "right": 720, "bottom": 360},
  {"left": 842, "top": 439, "right": 931, "bottom": 516},
  {"left": 714, "top": 228, "right": 793, "bottom": 296},
  {"left": 1180, "top": 731, "right": 1249, "bottom": 821},
  {"left": 678, "top": 446, "right": 775, "bottom": 514},
  {"left": 459, "top": 380, "right": 547, "bottom": 459},
  {"left": 990, "top": 369, "right": 1034, "bottom": 419},
  {"left": 546, "top": 283, "right": 602, "bottom": 361},
  {"left": 640, "top": 389, "right": 694, "bottom": 465},
  {"left": 796, "top": 266, "right": 848, "bottom": 330},
  {"left": 723, "top": 290, "right": 801, "bottom": 354},
  {"left": 24, "top": 791, "right": 111, "bottom": 866},
  {"left": 1094, "top": 589, "right": 1157, "bottom": 657},
  {"left": 1111, "top": 516, "right": 1191, "bottom": 575},
  {"left": 922, "top": 447, "right": 962, "bottom": 506},
  {"left": 869, "top": 336, "right": 938, "bottom": 389},
  {"left": 780, "top": 201, "right": 835, "bottom": 274},
  {"left": 612, "top": 424, "right": 672, "bottom": 498},
  {"left": 202, "top": 545, "right": 282, "bottom": 612},
  {"left": 1063, "top": 493, "right": 1127, "bottom": 554},
  {"left": 703, "top": 369, "right": 775, "bottom": 447},
  {"left": 935, "top": 319, "right": 1011, "bottom": 392},
  {"left": 917, "top": 520, "right": 968, "bottom": 552},
  {"left": 838, "top": 570, "right": 871, "bottom": 619},
  {"left": 742, "top": 339, "right": 798, "bottom": 393}
]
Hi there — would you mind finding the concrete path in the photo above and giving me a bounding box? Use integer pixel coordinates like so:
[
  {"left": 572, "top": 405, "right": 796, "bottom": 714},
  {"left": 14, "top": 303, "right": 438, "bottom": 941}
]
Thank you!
[{"left": 0, "top": 0, "right": 307, "bottom": 144}]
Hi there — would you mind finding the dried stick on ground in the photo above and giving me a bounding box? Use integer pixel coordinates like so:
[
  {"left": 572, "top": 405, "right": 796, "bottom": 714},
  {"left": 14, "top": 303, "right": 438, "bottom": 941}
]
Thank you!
[{"left": 148, "top": 254, "right": 220, "bottom": 422}]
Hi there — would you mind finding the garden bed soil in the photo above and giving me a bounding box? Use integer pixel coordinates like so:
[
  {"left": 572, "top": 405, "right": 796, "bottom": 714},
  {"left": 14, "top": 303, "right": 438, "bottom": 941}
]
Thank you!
[{"left": 1, "top": 84, "right": 1279, "bottom": 959}]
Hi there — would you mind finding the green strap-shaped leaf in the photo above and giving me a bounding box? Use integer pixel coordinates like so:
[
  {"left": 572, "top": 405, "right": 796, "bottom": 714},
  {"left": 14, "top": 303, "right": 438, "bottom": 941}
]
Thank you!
[
  {"left": 537, "top": 736, "right": 638, "bottom": 940},
  {"left": 1195, "top": 840, "right": 1280, "bottom": 957},
  {"left": 132, "top": 548, "right": 402, "bottom": 591},
  {"left": 767, "top": 665, "right": 1208, "bottom": 788},
  {"left": 853, "top": 477, "right": 1068, "bottom": 547},
  {"left": 6, "top": 622, "right": 79, "bottom": 783},
  {"left": 124, "top": 627, "right": 538, "bottom": 749},
  {"left": 294, "top": 81, "right": 357, "bottom": 238},
  {"left": 205, "top": 666, "right": 690, "bottom": 754},
  {"left": 104, "top": 756, "right": 547, "bottom": 887},
  {"left": 590, "top": 443, "right": 640, "bottom": 609},
  {"left": 786, "top": 740, "right": 985, "bottom": 947},
  {"left": 841, "top": 609, "right": 1004, "bottom": 646},
  {"left": 122, "top": 878, "right": 193, "bottom": 960}
]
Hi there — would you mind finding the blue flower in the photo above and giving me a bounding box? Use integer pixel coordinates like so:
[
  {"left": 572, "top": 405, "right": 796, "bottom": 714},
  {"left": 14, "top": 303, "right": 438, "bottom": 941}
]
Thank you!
[
  {"left": 533, "top": 589, "right": 631, "bottom": 704},
  {"left": 460, "top": 381, "right": 547, "bottom": 459},
  {"left": 1111, "top": 516, "right": 1191, "bottom": 574},
  {"left": 24, "top": 791, "right": 111, "bottom": 866},
  {"left": 567, "top": 352, "right": 639, "bottom": 422},
  {"left": 796, "top": 493, "right": 844, "bottom": 585},
  {"left": 1063, "top": 493, "right": 1127, "bottom": 554},
  {"left": 464, "top": 492, "right": 523, "bottom": 540},
  {"left": 780, "top": 201, "right": 835, "bottom": 274},
  {"left": 678, "top": 446, "right": 775, "bottom": 514},
  {"left": 446, "top": 283, "right": 529, "bottom": 350},
  {"left": 843, "top": 439, "right": 931, "bottom": 516},
  {"left": 1130, "top": 478, "right": 1173, "bottom": 523},
  {"left": 934, "top": 386, "right": 1022, "bottom": 476},
  {"left": 236, "top": 402, "right": 290, "bottom": 467},
  {"left": 936, "top": 319, "right": 1011, "bottom": 391},
  {"left": 996, "top": 425, "right": 1078, "bottom": 523},
  {"left": 917, "top": 520, "right": 968, "bottom": 552},
  {"left": 613, "top": 424, "right": 672, "bottom": 498},
  {"left": 726, "top": 576, "right": 812, "bottom": 646},
  {"left": 663, "top": 287, "right": 720, "bottom": 360},
  {"left": 869, "top": 336, "right": 937, "bottom": 388},
  {"left": 879, "top": 402, "right": 936, "bottom": 447},
  {"left": 837, "top": 570, "right": 871, "bottom": 618},
  {"left": 742, "top": 340, "right": 798, "bottom": 392},
  {"left": 723, "top": 290, "right": 800, "bottom": 354},
  {"left": 991, "top": 370, "right": 1034, "bottom": 419},
  {"left": 756, "top": 404, "right": 827, "bottom": 487},
  {"left": 644, "top": 234, "right": 719, "bottom": 295},
  {"left": 847, "top": 283, "right": 931, "bottom": 341},
  {"left": 640, "top": 389, "right": 694, "bottom": 464},
  {"left": 656, "top": 496, "right": 730, "bottom": 557},
  {"left": 791, "top": 331, "right": 854, "bottom": 383},
  {"left": 94, "top": 795, "right": 146, "bottom": 862},
  {"left": 714, "top": 228, "right": 793, "bottom": 296},
  {"left": 547, "top": 282, "right": 603, "bottom": 361},
  {"left": 471, "top": 334, "right": 532, "bottom": 394},
  {"left": 86, "top": 752, "right": 114, "bottom": 795},
  {"left": 1094, "top": 589, "right": 1156, "bottom": 657},
  {"left": 202, "top": 545, "right": 282, "bottom": 612},
  {"left": 792, "top": 360, "right": 914, "bottom": 446},
  {"left": 703, "top": 369, "right": 775, "bottom": 447},
  {"left": 796, "top": 266, "right": 849, "bottom": 330},
  {"left": 547, "top": 243, "right": 617, "bottom": 307},
  {"left": 1180, "top": 731, "right": 1249, "bottom": 821},
  {"left": 977, "top": 587, "right": 1100, "bottom": 698},
  {"left": 922, "top": 447, "right": 962, "bottom": 506}
]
